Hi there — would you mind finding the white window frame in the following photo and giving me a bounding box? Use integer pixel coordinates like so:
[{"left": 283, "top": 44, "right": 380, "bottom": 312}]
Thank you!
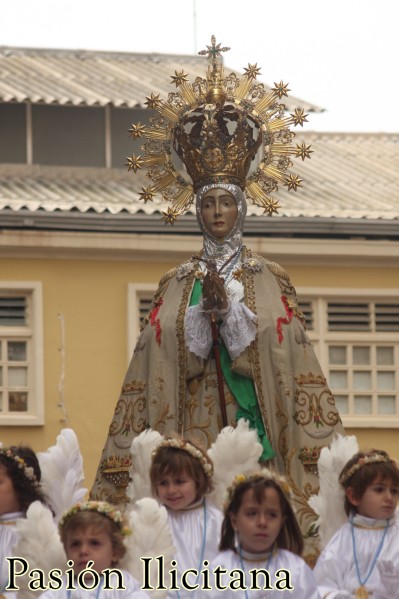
[
  {"left": 297, "top": 287, "right": 399, "bottom": 428},
  {"left": 0, "top": 282, "right": 44, "bottom": 425},
  {"left": 127, "top": 283, "right": 157, "bottom": 363}
]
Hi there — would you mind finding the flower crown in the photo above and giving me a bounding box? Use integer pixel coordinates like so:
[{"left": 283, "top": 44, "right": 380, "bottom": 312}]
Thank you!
[
  {"left": 58, "top": 501, "right": 131, "bottom": 537},
  {"left": 339, "top": 453, "right": 395, "bottom": 485},
  {"left": 152, "top": 437, "right": 214, "bottom": 479},
  {"left": 223, "top": 469, "right": 292, "bottom": 513},
  {"left": 0, "top": 446, "right": 40, "bottom": 488}
]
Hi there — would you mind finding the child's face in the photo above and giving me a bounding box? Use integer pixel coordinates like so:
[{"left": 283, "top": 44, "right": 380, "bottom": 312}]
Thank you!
[
  {"left": 156, "top": 471, "right": 197, "bottom": 510},
  {"left": 65, "top": 525, "right": 118, "bottom": 575},
  {"left": 0, "top": 464, "right": 21, "bottom": 515},
  {"left": 230, "top": 487, "right": 285, "bottom": 554},
  {"left": 347, "top": 476, "right": 399, "bottom": 519}
]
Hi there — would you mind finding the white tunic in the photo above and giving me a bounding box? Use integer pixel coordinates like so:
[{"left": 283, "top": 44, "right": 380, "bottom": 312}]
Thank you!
[
  {"left": 166, "top": 498, "right": 223, "bottom": 599},
  {"left": 203, "top": 548, "right": 321, "bottom": 598},
  {"left": 0, "top": 511, "right": 24, "bottom": 599},
  {"left": 313, "top": 513, "right": 399, "bottom": 598},
  {"left": 38, "top": 571, "right": 149, "bottom": 599}
]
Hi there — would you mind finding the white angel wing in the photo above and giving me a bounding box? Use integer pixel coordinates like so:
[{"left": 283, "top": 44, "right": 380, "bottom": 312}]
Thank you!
[
  {"left": 308, "top": 433, "right": 359, "bottom": 548},
  {"left": 127, "top": 429, "right": 164, "bottom": 503},
  {"left": 14, "top": 501, "right": 66, "bottom": 599},
  {"left": 208, "top": 419, "right": 263, "bottom": 510},
  {"left": 37, "top": 428, "right": 87, "bottom": 520},
  {"left": 121, "top": 497, "right": 175, "bottom": 599}
]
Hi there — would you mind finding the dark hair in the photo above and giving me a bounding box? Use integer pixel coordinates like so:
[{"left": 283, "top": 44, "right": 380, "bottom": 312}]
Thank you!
[
  {"left": 340, "top": 449, "right": 399, "bottom": 516},
  {"left": 220, "top": 476, "right": 303, "bottom": 556},
  {"left": 0, "top": 445, "right": 46, "bottom": 512},
  {"left": 150, "top": 443, "right": 213, "bottom": 502},
  {"left": 60, "top": 510, "right": 126, "bottom": 565}
]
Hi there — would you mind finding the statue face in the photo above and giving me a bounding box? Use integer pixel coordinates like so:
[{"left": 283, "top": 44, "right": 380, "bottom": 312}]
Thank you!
[{"left": 200, "top": 188, "right": 238, "bottom": 239}]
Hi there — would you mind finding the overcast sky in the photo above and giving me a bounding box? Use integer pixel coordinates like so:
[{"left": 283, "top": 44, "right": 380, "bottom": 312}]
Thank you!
[{"left": 1, "top": 0, "right": 398, "bottom": 132}]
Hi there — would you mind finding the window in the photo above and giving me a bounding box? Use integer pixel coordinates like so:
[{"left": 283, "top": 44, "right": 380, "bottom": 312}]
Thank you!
[
  {"left": 0, "top": 103, "right": 27, "bottom": 164},
  {"left": 32, "top": 105, "right": 105, "bottom": 167},
  {"left": 127, "top": 284, "right": 157, "bottom": 362},
  {"left": 0, "top": 283, "right": 44, "bottom": 425},
  {"left": 297, "top": 289, "right": 399, "bottom": 428}
]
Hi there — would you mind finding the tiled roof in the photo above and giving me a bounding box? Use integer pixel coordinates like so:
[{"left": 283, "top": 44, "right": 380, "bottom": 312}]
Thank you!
[
  {"left": 0, "top": 46, "right": 321, "bottom": 112},
  {"left": 1, "top": 133, "right": 398, "bottom": 220}
]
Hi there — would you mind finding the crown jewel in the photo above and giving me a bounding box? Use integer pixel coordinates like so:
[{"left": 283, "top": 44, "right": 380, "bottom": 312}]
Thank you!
[{"left": 127, "top": 35, "right": 312, "bottom": 222}]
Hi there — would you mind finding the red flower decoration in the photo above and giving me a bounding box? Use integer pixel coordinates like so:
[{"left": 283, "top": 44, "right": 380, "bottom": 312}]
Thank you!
[
  {"left": 149, "top": 298, "right": 163, "bottom": 345},
  {"left": 276, "top": 295, "right": 294, "bottom": 344}
]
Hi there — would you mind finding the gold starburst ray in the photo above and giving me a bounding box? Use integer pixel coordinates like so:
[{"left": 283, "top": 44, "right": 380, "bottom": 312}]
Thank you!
[
  {"left": 157, "top": 102, "right": 181, "bottom": 125},
  {"left": 267, "top": 116, "right": 293, "bottom": 132},
  {"left": 269, "top": 144, "right": 297, "bottom": 156},
  {"left": 246, "top": 180, "right": 274, "bottom": 203},
  {"left": 172, "top": 187, "right": 194, "bottom": 213},
  {"left": 143, "top": 127, "right": 169, "bottom": 141},
  {"left": 141, "top": 153, "right": 166, "bottom": 167},
  {"left": 254, "top": 91, "right": 278, "bottom": 115},
  {"left": 259, "top": 163, "right": 287, "bottom": 183},
  {"left": 179, "top": 82, "right": 198, "bottom": 106},
  {"left": 235, "top": 76, "right": 254, "bottom": 101},
  {"left": 152, "top": 172, "right": 176, "bottom": 193}
]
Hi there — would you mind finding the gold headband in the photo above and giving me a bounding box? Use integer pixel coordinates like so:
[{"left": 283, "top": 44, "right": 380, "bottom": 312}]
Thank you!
[
  {"left": 152, "top": 437, "right": 214, "bottom": 479},
  {"left": 223, "top": 469, "right": 292, "bottom": 513},
  {"left": 0, "top": 447, "right": 40, "bottom": 488},
  {"left": 339, "top": 453, "right": 395, "bottom": 485},
  {"left": 59, "top": 501, "right": 131, "bottom": 537}
]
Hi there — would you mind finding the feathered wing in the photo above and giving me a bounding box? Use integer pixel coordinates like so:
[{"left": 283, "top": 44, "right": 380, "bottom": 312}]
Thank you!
[
  {"left": 14, "top": 501, "right": 66, "bottom": 599},
  {"left": 127, "top": 429, "right": 164, "bottom": 503},
  {"left": 38, "top": 428, "right": 87, "bottom": 520},
  {"left": 207, "top": 419, "right": 263, "bottom": 510},
  {"left": 308, "top": 433, "right": 359, "bottom": 548},
  {"left": 120, "top": 497, "right": 175, "bottom": 599}
]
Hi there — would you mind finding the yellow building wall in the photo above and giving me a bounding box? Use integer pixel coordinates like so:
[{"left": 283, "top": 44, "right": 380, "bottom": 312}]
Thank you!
[{"left": 1, "top": 253, "right": 398, "bottom": 493}]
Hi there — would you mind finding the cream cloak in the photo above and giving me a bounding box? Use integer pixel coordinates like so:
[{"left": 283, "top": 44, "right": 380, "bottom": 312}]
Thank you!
[{"left": 91, "top": 247, "right": 343, "bottom": 561}]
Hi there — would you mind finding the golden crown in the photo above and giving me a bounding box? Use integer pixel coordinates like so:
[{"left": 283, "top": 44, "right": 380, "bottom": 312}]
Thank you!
[{"left": 127, "top": 36, "right": 312, "bottom": 224}]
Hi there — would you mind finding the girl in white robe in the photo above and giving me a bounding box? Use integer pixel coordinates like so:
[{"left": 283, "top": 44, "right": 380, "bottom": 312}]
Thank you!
[
  {"left": 314, "top": 449, "right": 399, "bottom": 599},
  {"left": 204, "top": 469, "right": 320, "bottom": 598},
  {"left": 150, "top": 438, "right": 223, "bottom": 599},
  {"left": 0, "top": 445, "right": 47, "bottom": 598}
]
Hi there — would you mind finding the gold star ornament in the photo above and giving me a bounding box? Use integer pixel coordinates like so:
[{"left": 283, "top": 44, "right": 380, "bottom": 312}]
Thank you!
[
  {"left": 145, "top": 93, "right": 162, "bottom": 109},
  {"left": 272, "top": 81, "right": 291, "bottom": 98},
  {"left": 126, "top": 155, "right": 144, "bottom": 172},
  {"left": 171, "top": 71, "right": 189, "bottom": 86},
  {"left": 290, "top": 108, "right": 309, "bottom": 127},
  {"left": 138, "top": 186, "right": 156, "bottom": 203},
  {"left": 161, "top": 207, "right": 179, "bottom": 225},
  {"left": 263, "top": 198, "right": 280, "bottom": 216},
  {"left": 295, "top": 142, "right": 313, "bottom": 160},
  {"left": 285, "top": 174, "right": 303, "bottom": 191},
  {"left": 243, "top": 63, "right": 262, "bottom": 80},
  {"left": 129, "top": 123, "right": 146, "bottom": 139}
]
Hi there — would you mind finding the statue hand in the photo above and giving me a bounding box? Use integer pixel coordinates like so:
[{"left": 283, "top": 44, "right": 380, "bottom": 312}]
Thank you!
[{"left": 202, "top": 270, "right": 228, "bottom": 312}]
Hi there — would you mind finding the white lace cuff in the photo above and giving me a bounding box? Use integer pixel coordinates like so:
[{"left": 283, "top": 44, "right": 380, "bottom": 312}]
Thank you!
[
  {"left": 220, "top": 302, "right": 257, "bottom": 360},
  {"left": 185, "top": 304, "right": 213, "bottom": 359}
]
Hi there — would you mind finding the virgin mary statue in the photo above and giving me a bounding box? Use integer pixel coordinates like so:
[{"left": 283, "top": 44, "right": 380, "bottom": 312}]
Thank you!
[{"left": 91, "top": 37, "right": 344, "bottom": 561}]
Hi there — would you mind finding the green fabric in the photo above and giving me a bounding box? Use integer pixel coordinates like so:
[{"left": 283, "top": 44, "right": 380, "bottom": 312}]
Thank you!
[{"left": 189, "top": 279, "right": 275, "bottom": 461}]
